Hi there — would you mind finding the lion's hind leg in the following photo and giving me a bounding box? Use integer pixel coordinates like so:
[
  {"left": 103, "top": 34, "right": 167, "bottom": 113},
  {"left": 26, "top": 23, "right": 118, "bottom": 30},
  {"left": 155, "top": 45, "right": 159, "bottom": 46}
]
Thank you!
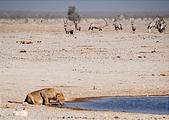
[{"left": 24, "top": 94, "right": 35, "bottom": 104}]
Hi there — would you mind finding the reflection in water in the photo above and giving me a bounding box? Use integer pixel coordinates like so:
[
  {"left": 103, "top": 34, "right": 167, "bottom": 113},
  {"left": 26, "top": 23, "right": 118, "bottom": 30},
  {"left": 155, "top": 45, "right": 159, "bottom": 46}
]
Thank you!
[{"left": 62, "top": 96, "right": 169, "bottom": 115}]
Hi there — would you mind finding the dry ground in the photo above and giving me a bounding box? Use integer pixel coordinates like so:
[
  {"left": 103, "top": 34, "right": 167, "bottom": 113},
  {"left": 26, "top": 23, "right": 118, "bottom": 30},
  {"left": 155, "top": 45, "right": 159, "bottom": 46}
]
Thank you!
[{"left": 0, "top": 18, "right": 169, "bottom": 120}]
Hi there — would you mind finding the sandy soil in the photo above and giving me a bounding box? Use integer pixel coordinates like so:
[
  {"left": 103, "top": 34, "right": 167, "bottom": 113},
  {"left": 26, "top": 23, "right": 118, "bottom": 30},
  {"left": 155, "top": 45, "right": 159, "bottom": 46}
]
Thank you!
[{"left": 0, "top": 18, "right": 169, "bottom": 120}]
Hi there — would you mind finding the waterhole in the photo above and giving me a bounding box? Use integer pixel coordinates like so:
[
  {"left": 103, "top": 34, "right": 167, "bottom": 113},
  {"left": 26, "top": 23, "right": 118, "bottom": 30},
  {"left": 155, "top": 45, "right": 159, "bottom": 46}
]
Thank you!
[{"left": 60, "top": 96, "right": 169, "bottom": 115}]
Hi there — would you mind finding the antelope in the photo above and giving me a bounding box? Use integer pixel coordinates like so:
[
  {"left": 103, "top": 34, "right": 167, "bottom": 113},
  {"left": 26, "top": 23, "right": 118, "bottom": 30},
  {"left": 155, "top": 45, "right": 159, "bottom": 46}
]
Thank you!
[
  {"left": 119, "top": 24, "right": 123, "bottom": 30},
  {"left": 113, "top": 23, "right": 123, "bottom": 31},
  {"left": 157, "top": 22, "right": 166, "bottom": 33},
  {"left": 156, "top": 18, "right": 166, "bottom": 33},
  {"left": 64, "top": 20, "right": 74, "bottom": 34},
  {"left": 147, "top": 18, "right": 166, "bottom": 33},
  {"left": 88, "top": 19, "right": 108, "bottom": 31},
  {"left": 75, "top": 23, "right": 81, "bottom": 31},
  {"left": 147, "top": 21, "right": 157, "bottom": 32},
  {"left": 131, "top": 24, "right": 136, "bottom": 33}
]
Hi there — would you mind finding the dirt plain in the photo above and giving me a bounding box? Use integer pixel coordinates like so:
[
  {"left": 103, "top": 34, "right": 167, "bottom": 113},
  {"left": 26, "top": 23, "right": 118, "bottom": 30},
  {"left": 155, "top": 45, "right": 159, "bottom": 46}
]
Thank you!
[{"left": 0, "top": 18, "right": 169, "bottom": 120}]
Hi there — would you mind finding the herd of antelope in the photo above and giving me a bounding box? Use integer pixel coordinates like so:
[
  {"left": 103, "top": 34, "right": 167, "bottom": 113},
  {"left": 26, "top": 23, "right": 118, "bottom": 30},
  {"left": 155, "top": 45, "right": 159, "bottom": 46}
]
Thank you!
[
  {"left": 147, "top": 18, "right": 166, "bottom": 33},
  {"left": 63, "top": 18, "right": 167, "bottom": 35}
]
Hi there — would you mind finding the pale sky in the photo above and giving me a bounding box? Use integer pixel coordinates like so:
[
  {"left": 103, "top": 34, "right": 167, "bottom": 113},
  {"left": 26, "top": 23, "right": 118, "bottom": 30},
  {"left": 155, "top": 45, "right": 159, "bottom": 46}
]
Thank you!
[{"left": 0, "top": 0, "right": 169, "bottom": 12}]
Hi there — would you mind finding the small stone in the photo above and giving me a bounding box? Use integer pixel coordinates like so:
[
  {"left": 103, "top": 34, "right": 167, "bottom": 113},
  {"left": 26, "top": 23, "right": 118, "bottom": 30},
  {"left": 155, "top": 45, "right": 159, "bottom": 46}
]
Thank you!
[
  {"left": 114, "top": 116, "right": 119, "bottom": 119},
  {"left": 20, "top": 50, "right": 26, "bottom": 53},
  {"left": 152, "top": 74, "right": 155, "bottom": 76},
  {"left": 93, "top": 86, "right": 96, "bottom": 90}
]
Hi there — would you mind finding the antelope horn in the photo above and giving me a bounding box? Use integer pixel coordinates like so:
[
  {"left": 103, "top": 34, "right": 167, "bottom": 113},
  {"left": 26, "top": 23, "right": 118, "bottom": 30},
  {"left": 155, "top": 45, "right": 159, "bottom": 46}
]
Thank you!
[{"left": 103, "top": 18, "right": 108, "bottom": 25}]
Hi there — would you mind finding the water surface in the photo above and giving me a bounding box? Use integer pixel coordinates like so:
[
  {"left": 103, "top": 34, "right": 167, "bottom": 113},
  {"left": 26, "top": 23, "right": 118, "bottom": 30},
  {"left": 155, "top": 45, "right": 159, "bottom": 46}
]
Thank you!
[{"left": 62, "top": 96, "right": 169, "bottom": 115}]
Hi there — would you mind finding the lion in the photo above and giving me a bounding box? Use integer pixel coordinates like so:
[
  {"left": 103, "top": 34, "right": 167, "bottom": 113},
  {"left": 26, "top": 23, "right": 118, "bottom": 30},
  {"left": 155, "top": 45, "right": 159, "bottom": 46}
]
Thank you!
[{"left": 24, "top": 88, "right": 65, "bottom": 105}]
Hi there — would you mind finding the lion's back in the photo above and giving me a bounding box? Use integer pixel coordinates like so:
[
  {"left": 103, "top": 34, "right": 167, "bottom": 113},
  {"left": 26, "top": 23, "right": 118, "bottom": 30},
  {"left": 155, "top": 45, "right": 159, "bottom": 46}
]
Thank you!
[{"left": 41, "top": 88, "right": 56, "bottom": 98}]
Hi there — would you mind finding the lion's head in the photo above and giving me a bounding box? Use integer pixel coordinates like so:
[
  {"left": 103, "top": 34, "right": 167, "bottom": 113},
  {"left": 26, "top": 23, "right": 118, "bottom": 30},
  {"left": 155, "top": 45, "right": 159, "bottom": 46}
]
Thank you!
[{"left": 56, "top": 93, "right": 65, "bottom": 105}]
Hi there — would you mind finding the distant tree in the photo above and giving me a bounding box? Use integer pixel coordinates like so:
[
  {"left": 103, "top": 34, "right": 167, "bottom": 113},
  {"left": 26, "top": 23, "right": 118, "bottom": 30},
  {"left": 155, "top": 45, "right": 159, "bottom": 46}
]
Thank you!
[
  {"left": 67, "top": 6, "right": 81, "bottom": 30},
  {"left": 68, "top": 6, "right": 76, "bottom": 16}
]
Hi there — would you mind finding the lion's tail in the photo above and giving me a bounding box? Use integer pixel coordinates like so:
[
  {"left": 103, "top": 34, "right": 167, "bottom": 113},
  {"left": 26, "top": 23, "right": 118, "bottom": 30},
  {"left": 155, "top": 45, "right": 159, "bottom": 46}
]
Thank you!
[{"left": 8, "top": 100, "right": 23, "bottom": 104}]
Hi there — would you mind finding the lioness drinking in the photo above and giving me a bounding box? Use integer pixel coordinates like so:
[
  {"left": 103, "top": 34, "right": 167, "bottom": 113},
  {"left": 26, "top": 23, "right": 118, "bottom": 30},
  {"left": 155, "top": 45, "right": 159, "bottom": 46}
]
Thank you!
[{"left": 24, "top": 88, "right": 65, "bottom": 105}]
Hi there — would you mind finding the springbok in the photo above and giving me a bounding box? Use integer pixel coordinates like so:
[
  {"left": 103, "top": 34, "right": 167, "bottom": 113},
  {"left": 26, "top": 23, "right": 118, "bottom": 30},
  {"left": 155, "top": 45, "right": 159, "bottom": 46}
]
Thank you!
[
  {"left": 131, "top": 24, "right": 136, "bottom": 33},
  {"left": 64, "top": 20, "right": 74, "bottom": 34},
  {"left": 88, "top": 19, "right": 108, "bottom": 31},
  {"left": 113, "top": 23, "right": 123, "bottom": 31}
]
